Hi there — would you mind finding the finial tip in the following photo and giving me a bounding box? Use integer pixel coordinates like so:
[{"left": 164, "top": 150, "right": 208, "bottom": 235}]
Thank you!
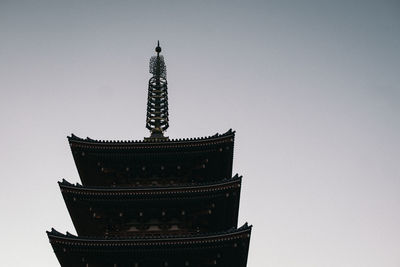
[{"left": 155, "top": 41, "right": 161, "bottom": 53}]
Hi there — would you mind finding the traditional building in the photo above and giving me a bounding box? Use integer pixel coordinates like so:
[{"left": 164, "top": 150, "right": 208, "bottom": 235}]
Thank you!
[{"left": 47, "top": 42, "right": 252, "bottom": 267}]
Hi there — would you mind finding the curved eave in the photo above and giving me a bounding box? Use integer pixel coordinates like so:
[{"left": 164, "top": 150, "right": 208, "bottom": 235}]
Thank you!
[
  {"left": 59, "top": 175, "right": 242, "bottom": 198},
  {"left": 68, "top": 129, "right": 235, "bottom": 150},
  {"left": 47, "top": 224, "right": 251, "bottom": 246}
]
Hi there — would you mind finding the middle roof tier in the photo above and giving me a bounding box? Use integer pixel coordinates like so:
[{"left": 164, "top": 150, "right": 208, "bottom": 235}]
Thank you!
[{"left": 60, "top": 175, "right": 242, "bottom": 237}]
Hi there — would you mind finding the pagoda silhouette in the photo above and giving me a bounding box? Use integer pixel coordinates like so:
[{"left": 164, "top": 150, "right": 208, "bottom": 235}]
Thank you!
[{"left": 47, "top": 42, "right": 252, "bottom": 267}]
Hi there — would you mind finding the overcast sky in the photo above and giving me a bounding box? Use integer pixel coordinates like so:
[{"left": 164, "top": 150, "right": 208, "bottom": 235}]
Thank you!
[{"left": 0, "top": 0, "right": 399, "bottom": 266}]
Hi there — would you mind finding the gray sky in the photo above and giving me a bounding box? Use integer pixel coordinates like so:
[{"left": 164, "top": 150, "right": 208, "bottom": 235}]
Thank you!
[{"left": 0, "top": 0, "right": 399, "bottom": 266}]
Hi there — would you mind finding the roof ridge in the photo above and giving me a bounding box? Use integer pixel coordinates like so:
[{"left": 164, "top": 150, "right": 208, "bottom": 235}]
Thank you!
[
  {"left": 46, "top": 223, "right": 251, "bottom": 241},
  {"left": 68, "top": 129, "right": 235, "bottom": 144},
  {"left": 59, "top": 174, "right": 242, "bottom": 191}
]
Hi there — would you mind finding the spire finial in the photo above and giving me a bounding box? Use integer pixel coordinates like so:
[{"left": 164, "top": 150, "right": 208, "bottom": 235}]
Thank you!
[
  {"left": 145, "top": 41, "right": 169, "bottom": 140},
  {"left": 155, "top": 40, "right": 161, "bottom": 55}
]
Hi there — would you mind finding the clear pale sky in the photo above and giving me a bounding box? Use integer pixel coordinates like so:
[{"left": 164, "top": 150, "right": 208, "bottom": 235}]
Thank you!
[{"left": 0, "top": 0, "right": 399, "bottom": 266}]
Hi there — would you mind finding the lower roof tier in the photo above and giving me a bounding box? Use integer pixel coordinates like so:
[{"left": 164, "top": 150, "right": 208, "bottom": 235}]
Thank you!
[
  {"left": 68, "top": 130, "right": 235, "bottom": 186},
  {"left": 47, "top": 224, "right": 251, "bottom": 267},
  {"left": 60, "top": 176, "right": 241, "bottom": 236}
]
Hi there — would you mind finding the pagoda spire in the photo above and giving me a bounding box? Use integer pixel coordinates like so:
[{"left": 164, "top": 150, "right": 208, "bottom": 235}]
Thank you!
[{"left": 145, "top": 41, "right": 169, "bottom": 140}]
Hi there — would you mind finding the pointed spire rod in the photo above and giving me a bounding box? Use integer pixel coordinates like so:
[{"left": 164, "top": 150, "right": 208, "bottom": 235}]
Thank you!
[
  {"left": 145, "top": 41, "right": 169, "bottom": 140},
  {"left": 156, "top": 40, "right": 161, "bottom": 55}
]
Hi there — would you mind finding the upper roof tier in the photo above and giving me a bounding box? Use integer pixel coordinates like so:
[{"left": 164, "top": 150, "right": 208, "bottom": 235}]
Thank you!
[
  {"left": 69, "top": 129, "right": 235, "bottom": 186},
  {"left": 47, "top": 224, "right": 251, "bottom": 267}
]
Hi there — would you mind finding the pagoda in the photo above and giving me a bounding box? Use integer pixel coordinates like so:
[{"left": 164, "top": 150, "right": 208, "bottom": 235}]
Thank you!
[{"left": 47, "top": 42, "right": 252, "bottom": 267}]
